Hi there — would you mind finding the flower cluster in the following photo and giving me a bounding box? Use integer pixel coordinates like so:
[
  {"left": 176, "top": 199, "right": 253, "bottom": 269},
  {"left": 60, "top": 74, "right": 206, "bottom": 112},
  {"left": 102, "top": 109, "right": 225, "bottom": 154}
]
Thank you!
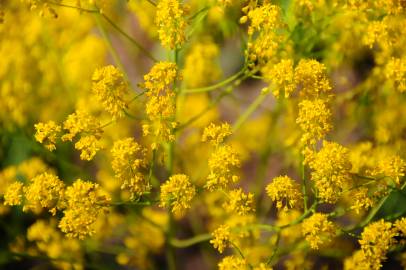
[
  {"left": 59, "top": 179, "right": 110, "bottom": 239},
  {"left": 210, "top": 225, "right": 231, "bottom": 254},
  {"left": 111, "top": 138, "right": 149, "bottom": 199},
  {"left": 142, "top": 62, "right": 179, "bottom": 149},
  {"left": 309, "top": 141, "right": 352, "bottom": 203},
  {"left": 266, "top": 175, "right": 302, "bottom": 211},
  {"left": 156, "top": 0, "right": 187, "bottom": 49},
  {"left": 34, "top": 121, "right": 61, "bottom": 151},
  {"left": 302, "top": 213, "right": 336, "bottom": 249},
  {"left": 92, "top": 65, "right": 129, "bottom": 120},
  {"left": 159, "top": 174, "right": 196, "bottom": 217}
]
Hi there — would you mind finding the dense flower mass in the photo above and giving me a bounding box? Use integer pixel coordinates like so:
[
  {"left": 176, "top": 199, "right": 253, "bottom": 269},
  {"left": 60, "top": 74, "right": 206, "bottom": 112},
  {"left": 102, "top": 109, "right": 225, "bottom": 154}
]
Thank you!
[
  {"left": 111, "top": 138, "right": 149, "bottom": 199},
  {"left": 302, "top": 213, "right": 336, "bottom": 249},
  {"left": 34, "top": 121, "right": 61, "bottom": 151},
  {"left": 92, "top": 65, "right": 129, "bottom": 119},
  {"left": 156, "top": 0, "right": 187, "bottom": 49},
  {"left": 309, "top": 141, "right": 352, "bottom": 203},
  {"left": 2, "top": 0, "right": 406, "bottom": 269},
  {"left": 159, "top": 174, "right": 196, "bottom": 216},
  {"left": 266, "top": 175, "right": 302, "bottom": 210},
  {"left": 59, "top": 179, "right": 110, "bottom": 239}
]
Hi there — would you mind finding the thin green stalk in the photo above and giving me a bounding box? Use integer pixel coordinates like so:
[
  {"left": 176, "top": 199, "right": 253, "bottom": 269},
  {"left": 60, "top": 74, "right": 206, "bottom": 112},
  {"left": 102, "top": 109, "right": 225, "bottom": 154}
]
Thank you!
[
  {"left": 254, "top": 201, "right": 318, "bottom": 232},
  {"left": 46, "top": 1, "right": 99, "bottom": 13},
  {"left": 354, "top": 181, "right": 406, "bottom": 229},
  {"left": 101, "top": 14, "right": 157, "bottom": 62},
  {"left": 145, "top": 0, "right": 157, "bottom": 6},
  {"left": 128, "top": 90, "right": 147, "bottom": 105},
  {"left": 188, "top": 6, "right": 211, "bottom": 20},
  {"left": 232, "top": 91, "right": 268, "bottom": 132},
  {"left": 169, "top": 233, "right": 212, "bottom": 248},
  {"left": 94, "top": 14, "right": 129, "bottom": 83},
  {"left": 183, "top": 68, "right": 246, "bottom": 93},
  {"left": 301, "top": 153, "right": 308, "bottom": 211},
  {"left": 266, "top": 232, "right": 281, "bottom": 266},
  {"left": 176, "top": 91, "right": 230, "bottom": 131}
]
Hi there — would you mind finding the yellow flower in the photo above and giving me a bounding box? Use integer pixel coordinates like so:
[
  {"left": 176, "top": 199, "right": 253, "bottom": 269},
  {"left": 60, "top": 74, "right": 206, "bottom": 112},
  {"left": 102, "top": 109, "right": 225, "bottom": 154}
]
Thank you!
[
  {"left": 385, "top": 57, "right": 406, "bottom": 93},
  {"left": 142, "top": 62, "right": 179, "bottom": 147},
  {"left": 23, "top": 172, "right": 65, "bottom": 215},
  {"left": 74, "top": 135, "right": 103, "bottom": 161},
  {"left": 218, "top": 256, "right": 248, "bottom": 270},
  {"left": 224, "top": 188, "right": 255, "bottom": 216},
  {"left": 302, "top": 213, "right": 336, "bottom": 249},
  {"left": 59, "top": 179, "right": 110, "bottom": 239},
  {"left": 370, "top": 154, "right": 406, "bottom": 186},
  {"left": 206, "top": 145, "right": 241, "bottom": 190},
  {"left": 3, "top": 182, "right": 24, "bottom": 206},
  {"left": 262, "top": 59, "right": 295, "bottom": 99},
  {"left": 202, "top": 122, "right": 232, "bottom": 146},
  {"left": 111, "top": 138, "right": 149, "bottom": 200},
  {"left": 34, "top": 121, "right": 61, "bottom": 151},
  {"left": 358, "top": 220, "right": 397, "bottom": 270},
  {"left": 61, "top": 110, "right": 102, "bottom": 142},
  {"left": 362, "top": 20, "right": 389, "bottom": 49},
  {"left": 309, "top": 141, "right": 352, "bottom": 203},
  {"left": 210, "top": 225, "right": 230, "bottom": 254},
  {"left": 294, "top": 59, "right": 331, "bottom": 97},
  {"left": 246, "top": 3, "right": 281, "bottom": 34},
  {"left": 395, "top": 217, "right": 406, "bottom": 236},
  {"left": 156, "top": 0, "right": 187, "bottom": 49},
  {"left": 159, "top": 174, "right": 196, "bottom": 217},
  {"left": 349, "top": 188, "right": 374, "bottom": 214},
  {"left": 92, "top": 65, "right": 129, "bottom": 119},
  {"left": 253, "top": 263, "right": 273, "bottom": 270},
  {"left": 242, "top": 3, "right": 284, "bottom": 67},
  {"left": 266, "top": 175, "right": 302, "bottom": 211},
  {"left": 296, "top": 99, "right": 332, "bottom": 146},
  {"left": 143, "top": 62, "right": 178, "bottom": 95}
]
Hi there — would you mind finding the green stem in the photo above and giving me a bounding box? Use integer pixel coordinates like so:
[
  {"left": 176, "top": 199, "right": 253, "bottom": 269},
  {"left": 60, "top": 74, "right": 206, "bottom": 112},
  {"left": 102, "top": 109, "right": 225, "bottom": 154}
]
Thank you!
[
  {"left": 188, "top": 6, "right": 211, "bottom": 20},
  {"left": 100, "top": 14, "right": 157, "bottom": 62},
  {"left": 183, "top": 68, "right": 246, "bottom": 93},
  {"left": 301, "top": 153, "right": 308, "bottom": 211},
  {"left": 176, "top": 91, "right": 230, "bottom": 131},
  {"left": 46, "top": 1, "right": 99, "bottom": 13},
  {"left": 232, "top": 90, "right": 268, "bottom": 132},
  {"left": 94, "top": 14, "right": 130, "bottom": 83},
  {"left": 128, "top": 90, "right": 147, "bottom": 105},
  {"left": 266, "top": 232, "right": 281, "bottom": 265},
  {"left": 357, "top": 181, "right": 406, "bottom": 228},
  {"left": 169, "top": 233, "right": 212, "bottom": 248},
  {"left": 254, "top": 202, "right": 317, "bottom": 232}
]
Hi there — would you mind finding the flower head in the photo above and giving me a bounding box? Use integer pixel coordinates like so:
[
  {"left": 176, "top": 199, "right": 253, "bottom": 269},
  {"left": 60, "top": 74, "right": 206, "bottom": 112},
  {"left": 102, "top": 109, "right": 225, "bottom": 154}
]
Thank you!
[
  {"left": 302, "top": 213, "right": 336, "bottom": 249},
  {"left": 223, "top": 188, "right": 255, "bottom": 216},
  {"left": 266, "top": 175, "right": 302, "bottom": 211},
  {"left": 294, "top": 59, "right": 331, "bottom": 97},
  {"left": 23, "top": 172, "right": 65, "bottom": 215},
  {"left": 34, "top": 121, "right": 61, "bottom": 151},
  {"left": 206, "top": 145, "right": 241, "bottom": 190},
  {"left": 92, "top": 65, "right": 128, "bottom": 119},
  {"left": 262, "top": 59, "right": 295, "bottom": 98},
  {"left": 202, "top": 122, "right": 232, "bottom": 146},
  {"left": 4, "top": 182, "right": 24, "bottom": 206},
  {"left": 111, "top": 138, "right": 149, "bottom": 199},
  {"left": 159, "top": 174, "right": 196, "bottom": 217},
  {"left": 296, "top": 99, "right": 332, "bottom": 146},
  {"left": 309, "top": 141, "right": 352, "bottom": 203},
  {"left": 156, "top": 0, "right": 187, "bottom": 49},
  {"left": 210, "top": 225, "right": 230, "bottom": 253},
  {"left": 59, "top": 179, "right": 110, "bottom": 239}
]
